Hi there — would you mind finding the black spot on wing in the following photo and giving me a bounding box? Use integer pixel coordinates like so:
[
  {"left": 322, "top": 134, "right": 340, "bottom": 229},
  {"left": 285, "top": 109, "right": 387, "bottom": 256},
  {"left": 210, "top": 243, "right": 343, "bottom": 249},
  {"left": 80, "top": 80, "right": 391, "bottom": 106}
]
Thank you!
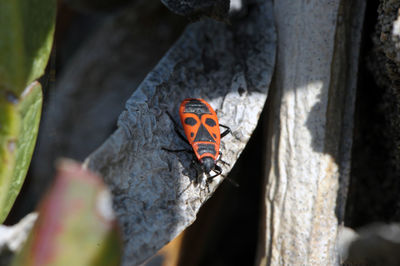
[
  {"left": 184, "top": 117, "right": 197, "bottom": 126},
  {"left": 205, "top": 118, "right": 216, "bottom": 127}
]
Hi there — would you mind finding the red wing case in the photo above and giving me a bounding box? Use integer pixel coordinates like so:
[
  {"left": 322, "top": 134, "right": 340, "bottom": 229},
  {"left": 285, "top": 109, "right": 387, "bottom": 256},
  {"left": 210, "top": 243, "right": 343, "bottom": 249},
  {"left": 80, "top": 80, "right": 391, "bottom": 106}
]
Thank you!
[{"left": 179, "top": 98, "right": 220, "bottom": 161}]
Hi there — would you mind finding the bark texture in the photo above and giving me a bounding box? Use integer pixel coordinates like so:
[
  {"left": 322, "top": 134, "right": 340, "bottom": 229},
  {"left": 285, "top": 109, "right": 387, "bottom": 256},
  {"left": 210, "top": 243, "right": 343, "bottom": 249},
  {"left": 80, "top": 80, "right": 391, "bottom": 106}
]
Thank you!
[
  {"left": 257, "top": 0, "right": 365, "bottom": 265},
  {"left": 85, "top": 0, "right": 275, "bottom": 265},
  {"left": 32, "top": 1, "right": 186, "bottom": 202},
  {"left": 372, "top": 2, "right": 400, "bottom": 173},
  {"left": 363, "top": 0, "right": 400, "bottom": 220}
]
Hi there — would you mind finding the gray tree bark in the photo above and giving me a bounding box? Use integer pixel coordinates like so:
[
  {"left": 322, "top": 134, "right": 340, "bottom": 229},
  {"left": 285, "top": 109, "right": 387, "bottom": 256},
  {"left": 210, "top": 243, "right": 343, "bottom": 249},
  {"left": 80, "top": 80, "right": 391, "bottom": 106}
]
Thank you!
[
  {"left": 84, "top": 0, "right": 276, "bottom": 265},
  {"left": 257, "top": 0, "right": 365, "bottom": 265}
]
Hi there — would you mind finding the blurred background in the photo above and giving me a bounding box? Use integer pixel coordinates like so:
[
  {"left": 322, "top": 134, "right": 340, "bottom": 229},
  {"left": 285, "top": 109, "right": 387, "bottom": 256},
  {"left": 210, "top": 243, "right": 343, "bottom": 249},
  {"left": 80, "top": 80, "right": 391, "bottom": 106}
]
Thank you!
[{"left": 4, "top": 0, "right": 400, "bottom": 265}]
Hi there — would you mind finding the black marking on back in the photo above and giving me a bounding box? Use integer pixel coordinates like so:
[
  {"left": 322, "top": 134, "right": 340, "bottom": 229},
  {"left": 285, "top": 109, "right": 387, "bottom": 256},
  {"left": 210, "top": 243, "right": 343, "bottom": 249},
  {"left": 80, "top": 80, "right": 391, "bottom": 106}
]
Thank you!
[
  {"left": 184, "top": 99, "right": 211, "bottom": 115},
  {"left": 197, "top": 143, "right": 217, "bottom": 156},
  {"left": 205, "top": 118, "right": 216, "bottom": 127},
  {"left": 194, "top": 124, "right": 216, "bottom": 143},
  {"left": 184, "top": 117, "right": 197, "bottom": 126}
]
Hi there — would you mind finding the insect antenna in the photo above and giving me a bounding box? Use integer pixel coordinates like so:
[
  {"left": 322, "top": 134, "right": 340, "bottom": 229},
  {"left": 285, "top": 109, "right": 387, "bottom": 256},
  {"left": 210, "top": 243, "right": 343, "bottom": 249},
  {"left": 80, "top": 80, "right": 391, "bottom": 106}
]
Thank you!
[
  {"left": 213, "top": 165, "right": 239, "bottom": 187},
  {"left": 222, "top": 175, "right": 239, "bottom": 187}
]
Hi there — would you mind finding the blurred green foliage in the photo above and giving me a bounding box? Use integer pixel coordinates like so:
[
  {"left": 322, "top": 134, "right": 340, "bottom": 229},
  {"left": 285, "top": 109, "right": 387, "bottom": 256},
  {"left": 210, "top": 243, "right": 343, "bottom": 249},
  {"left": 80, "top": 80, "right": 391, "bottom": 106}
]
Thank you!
[
  {"left": 0, "top": 82, "right": 43, "bottom": 223},
  {"left": 0, "top": 0, "right": 56, "bottom": 93},
  {"left": 0, "top": 0, "right": 56, "bottom": 223}
]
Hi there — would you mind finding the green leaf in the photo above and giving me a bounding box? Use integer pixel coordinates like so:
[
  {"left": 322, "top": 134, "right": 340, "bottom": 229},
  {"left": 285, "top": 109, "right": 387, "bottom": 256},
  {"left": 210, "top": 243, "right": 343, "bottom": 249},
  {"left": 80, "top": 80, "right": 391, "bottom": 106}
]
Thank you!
[
  {"left": 0, "top": 0, "right": 56, "bottom": 93},
  {"left": 0, "top": 0, "right": 55, "bottom": 223},
  {"left": 0, "top": 82, "right": 43, "bottom": 223}
]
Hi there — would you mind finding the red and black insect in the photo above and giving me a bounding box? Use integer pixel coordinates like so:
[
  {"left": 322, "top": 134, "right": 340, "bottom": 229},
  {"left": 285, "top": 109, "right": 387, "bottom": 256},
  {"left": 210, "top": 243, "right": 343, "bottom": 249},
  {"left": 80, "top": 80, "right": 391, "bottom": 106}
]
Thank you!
[{"left": 163, "top": 98, "right": 232, "bottom": 183}]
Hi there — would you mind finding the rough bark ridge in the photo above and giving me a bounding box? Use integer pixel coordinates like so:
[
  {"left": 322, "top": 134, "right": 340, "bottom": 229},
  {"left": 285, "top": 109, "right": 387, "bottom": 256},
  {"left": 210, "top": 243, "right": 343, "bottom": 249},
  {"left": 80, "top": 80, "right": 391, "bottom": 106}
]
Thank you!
[
  {"left": 258, "top": 0, "right": 365, "bottom": 265},
  {"left": 369, "top": 0, "right": 400, "bottom": 214},
  {"left": 345, "top": 0, "right": 400, "bottom": 231},
  {"left": 86, "top": 0, "right": 275, "bottom": 265}
]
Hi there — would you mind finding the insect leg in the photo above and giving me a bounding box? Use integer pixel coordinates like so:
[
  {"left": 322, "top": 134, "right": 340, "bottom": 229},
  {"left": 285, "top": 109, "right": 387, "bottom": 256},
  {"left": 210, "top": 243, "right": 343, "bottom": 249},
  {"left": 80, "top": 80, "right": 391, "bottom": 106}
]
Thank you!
[
  {"left": 162, "top": 147, "right": 192, "bottom": 153},
  {"left": 207, "top": 165, "right": 222, "bottom": 180},
  {"left": 216, "top": 152, "right": 230, "bottom": 166},
  {"left": 166, "top": 111, "right": 190, "bottom": 145},
  {"left": 204, "top": 171, "right": 214, "bottom": 193},
  {"left": 191, "top": 158, "right": 203, "bottom": 185},
  {"left": 212, "top": 164, "right": 239, "bottom": 187},
  {"left": 219, "top": 124, "right": 231, "bottom": 138}
]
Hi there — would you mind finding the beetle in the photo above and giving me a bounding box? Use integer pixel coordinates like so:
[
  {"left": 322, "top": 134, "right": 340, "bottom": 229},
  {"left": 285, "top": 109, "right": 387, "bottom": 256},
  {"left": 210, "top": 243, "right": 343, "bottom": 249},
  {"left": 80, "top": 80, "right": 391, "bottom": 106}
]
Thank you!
[{"left": 163, "top": 98, "right": 233, "bottom": 184}]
